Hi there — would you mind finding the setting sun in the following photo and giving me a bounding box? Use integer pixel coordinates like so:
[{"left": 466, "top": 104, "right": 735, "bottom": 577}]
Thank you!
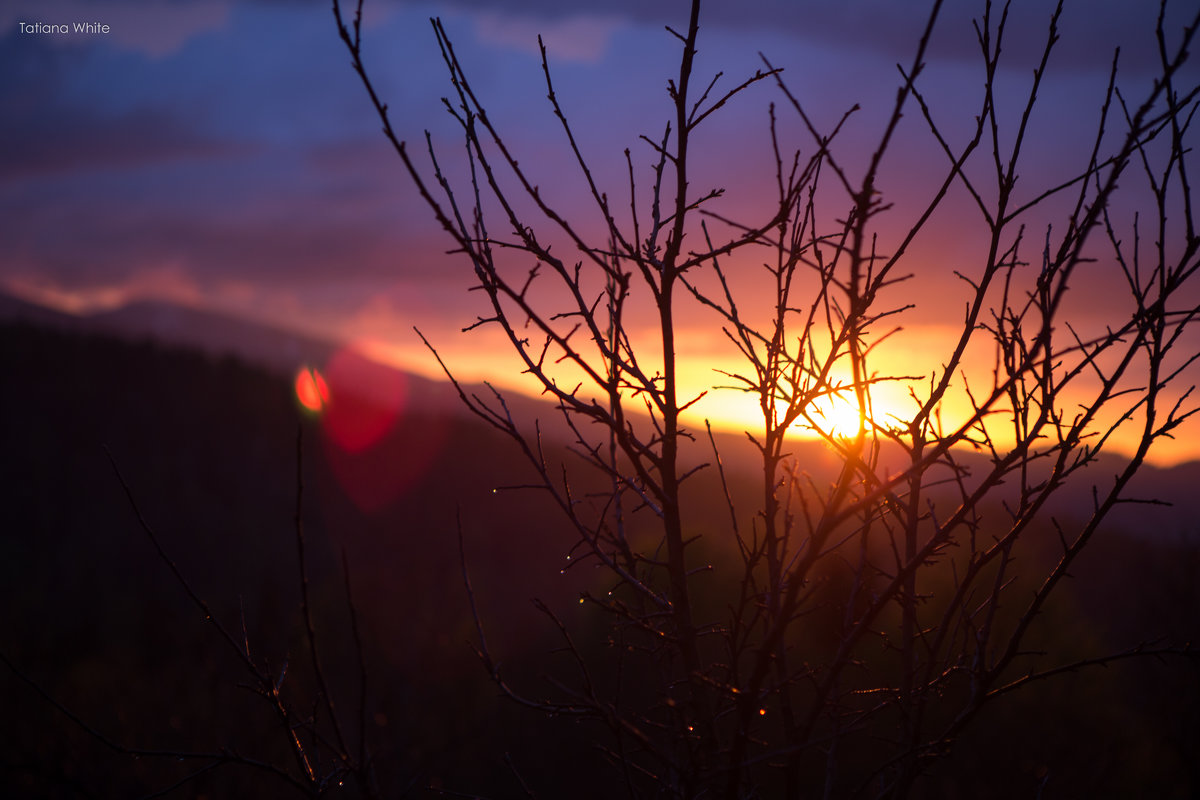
[{"left": 806, "top": 393, "right": 866, "bottom": 439}]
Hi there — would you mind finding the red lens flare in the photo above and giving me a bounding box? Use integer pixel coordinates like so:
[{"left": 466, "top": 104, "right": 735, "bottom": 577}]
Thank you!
[
  {"left": 294, "top": 366, "right": 329, "bottom": 413},
  {"left": 310, "top": 343, "right": 449, "bottom": 512},
  {"left": 321, "top": 347, "right": 407, "bottom": 453}
]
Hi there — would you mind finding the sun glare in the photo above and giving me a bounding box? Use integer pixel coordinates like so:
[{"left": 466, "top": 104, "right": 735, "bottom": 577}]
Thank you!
[{"left": 805, "top": 392, "right": 866, "bottom": 440}]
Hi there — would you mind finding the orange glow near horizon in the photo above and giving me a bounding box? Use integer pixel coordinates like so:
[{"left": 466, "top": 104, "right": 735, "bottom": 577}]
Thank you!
[{"left": 302, "top": 318, "right": 1197, "bottom": 467}]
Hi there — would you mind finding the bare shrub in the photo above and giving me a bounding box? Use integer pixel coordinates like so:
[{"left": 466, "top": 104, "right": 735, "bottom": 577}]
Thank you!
[{"left": 335, "top": 0, "right": 1200, "bottom": 796}]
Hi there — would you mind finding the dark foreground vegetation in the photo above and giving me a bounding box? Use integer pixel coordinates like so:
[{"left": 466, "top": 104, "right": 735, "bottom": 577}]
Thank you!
[
  {"left": 1, "top": 320, "right": 1198, "bottom": 797},
  {"left": 330, "top": 0, "right": 1200, "bottom": 793}
]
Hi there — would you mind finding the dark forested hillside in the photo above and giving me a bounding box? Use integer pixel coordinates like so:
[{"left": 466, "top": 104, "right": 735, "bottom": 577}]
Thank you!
[
  {"left": 1, "top": 320, "right": 1198, "bottom": 798},
  {"left": 0, "top": 321, "right": 611, "bottom": 797}
]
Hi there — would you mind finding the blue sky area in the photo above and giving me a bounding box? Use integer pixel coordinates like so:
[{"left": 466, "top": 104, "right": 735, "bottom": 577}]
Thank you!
[{"left": 3, "top": 0, "right": 1198, "bottom": 460}]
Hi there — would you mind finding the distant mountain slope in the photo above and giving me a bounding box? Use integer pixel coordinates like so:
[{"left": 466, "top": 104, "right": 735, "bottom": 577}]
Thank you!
[
  {"left": 0, "top": 291, "right": 91, "bottom": 331},
  {"left": 88, "top": 299, "right": 339, "bottom": 375},
  {"left": 0, "top": 291, "right": 335, "bottom": 369},
  {"left": 0, "top": 292, "right": 474, "bottom": 418}
]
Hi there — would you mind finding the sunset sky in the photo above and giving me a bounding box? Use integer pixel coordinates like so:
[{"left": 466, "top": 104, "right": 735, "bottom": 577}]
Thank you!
[{"left": 3, "top": 0, "right": 1198, "bottom": 462}]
